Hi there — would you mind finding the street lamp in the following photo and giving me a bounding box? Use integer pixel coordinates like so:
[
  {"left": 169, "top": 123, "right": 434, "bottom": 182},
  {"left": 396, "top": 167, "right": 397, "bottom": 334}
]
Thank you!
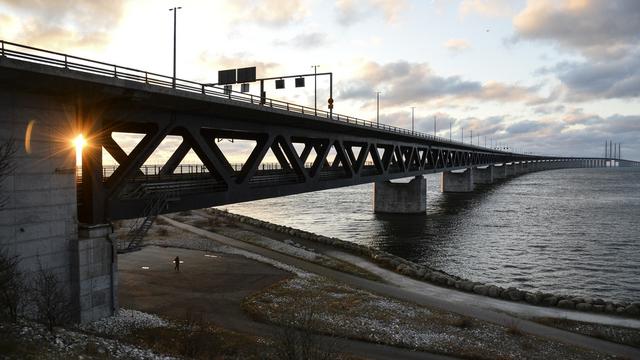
[
  {"left": 433, "top": 116, "right": 437, "bottom": 137},
  {"left": 410, "top": 107, "right": 415, "bottom": 132},
  {"left": 311, "top": 65, "right": 320, "bottom": 115},
  {"left": 375, "top": 91, "right": 382, "bottom": 125},
  {"left": 169, "top": 6, "right": 182, "bottom": 89}
]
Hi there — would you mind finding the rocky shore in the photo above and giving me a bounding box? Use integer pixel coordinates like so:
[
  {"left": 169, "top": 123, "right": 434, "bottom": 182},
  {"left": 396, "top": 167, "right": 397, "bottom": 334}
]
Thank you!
[{"left": 210, "top": 208, "right": 640, "bottom": 319}]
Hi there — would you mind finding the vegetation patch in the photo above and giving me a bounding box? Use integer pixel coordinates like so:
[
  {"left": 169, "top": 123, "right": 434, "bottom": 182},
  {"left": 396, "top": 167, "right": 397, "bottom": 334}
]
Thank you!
[{"left": 243, "top": 276, "right": 615, "bottom": 360}]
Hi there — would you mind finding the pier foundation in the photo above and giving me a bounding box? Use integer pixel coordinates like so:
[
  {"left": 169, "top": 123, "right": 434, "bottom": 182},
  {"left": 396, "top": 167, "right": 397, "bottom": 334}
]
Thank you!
[
  {"left": 374, "top": 176, "right": 426, "bottom": 213},
  {"left": 493, "top": 164, "right": 507, "bottom": 179},
  {"left": 441, "top": 168, "right": 475, "bottom": 192},
  {"left": 474, "top": 166, "right": 494, "bottom": 185}
]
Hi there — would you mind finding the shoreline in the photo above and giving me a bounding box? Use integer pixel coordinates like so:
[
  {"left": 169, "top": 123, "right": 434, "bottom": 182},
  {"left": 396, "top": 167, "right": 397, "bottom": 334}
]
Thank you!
[{"left": 207, "top": 207, "right": 640, "bottom": 319}]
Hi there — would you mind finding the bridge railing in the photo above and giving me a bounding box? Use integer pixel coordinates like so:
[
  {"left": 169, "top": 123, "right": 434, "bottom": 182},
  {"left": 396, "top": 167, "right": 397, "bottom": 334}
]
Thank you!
[{"left": 0, "top": 39, "right": 520, "bottom": 155}]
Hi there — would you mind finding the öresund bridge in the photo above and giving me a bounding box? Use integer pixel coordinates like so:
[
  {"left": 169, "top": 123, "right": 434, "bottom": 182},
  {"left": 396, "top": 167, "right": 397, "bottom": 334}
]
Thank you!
[{"left": 0, "top": 40, "right": 637, "bottom": 322}]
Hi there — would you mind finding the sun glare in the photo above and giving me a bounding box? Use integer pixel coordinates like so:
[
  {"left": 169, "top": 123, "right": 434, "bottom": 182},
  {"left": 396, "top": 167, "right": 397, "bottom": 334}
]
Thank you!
[{"left": 73, "top": 134, "right": 86, "bottom": 166}]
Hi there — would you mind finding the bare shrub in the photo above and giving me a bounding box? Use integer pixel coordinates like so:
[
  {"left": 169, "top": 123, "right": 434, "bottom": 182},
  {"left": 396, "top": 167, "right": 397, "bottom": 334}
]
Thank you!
[
  {"left": 0, "top": 251, "right": 24, "bottom": 322},
  {"left": 449, "top": 316, "right": 472, "bottom": 329},
  {"left": 156, "top": 227, "right": 169, "bottom": 236},
  {"left": 272, "top": 304, "right": 338, "bottom": 360},
  {"left": 180, "top": 308, "right": 207, "bottom": 358},
  {"left": 31, "top": 263, "right": 73, "bottom": 331},
  {"left": 0, "top": 138, "right": 17, "bottom": 209},
  {"left": 505, "top": 319, "right": 523, "bottom": 336}
]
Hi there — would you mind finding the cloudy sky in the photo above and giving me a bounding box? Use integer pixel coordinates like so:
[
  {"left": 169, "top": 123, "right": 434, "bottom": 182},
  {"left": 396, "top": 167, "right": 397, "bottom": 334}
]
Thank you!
[{"left": 1, "top": 0, "right": 639, "bottom": 162}]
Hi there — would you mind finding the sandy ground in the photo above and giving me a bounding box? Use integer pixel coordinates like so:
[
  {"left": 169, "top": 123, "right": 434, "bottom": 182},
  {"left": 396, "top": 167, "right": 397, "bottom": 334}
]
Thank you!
[{"left": 118, "top": 246, "right": 290, "bottom": 335}]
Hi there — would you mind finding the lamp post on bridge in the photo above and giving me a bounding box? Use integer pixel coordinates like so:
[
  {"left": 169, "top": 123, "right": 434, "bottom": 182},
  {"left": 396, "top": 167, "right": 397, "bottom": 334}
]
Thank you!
[
  {"left": 311, "top": 65, "right": 320, "bottom": 115},
  {"left": 410, "top": 107, "right": 415, "bottom": 133},
  {"left": 170, "top": 6, "right": 182, "bottom": 89},
  {"left": 376, "top": 91, "right": 382, "bottom": 125}
]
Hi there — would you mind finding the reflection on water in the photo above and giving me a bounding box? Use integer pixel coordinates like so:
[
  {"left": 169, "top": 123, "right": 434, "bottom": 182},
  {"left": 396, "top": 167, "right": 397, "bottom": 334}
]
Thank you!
[{"left": 222, "top": 168, "right": 640, "bottom": 302}]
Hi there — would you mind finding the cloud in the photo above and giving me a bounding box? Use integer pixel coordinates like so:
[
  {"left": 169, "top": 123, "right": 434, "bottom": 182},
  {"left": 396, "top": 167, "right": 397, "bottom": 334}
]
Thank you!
[
  {"left": 0, "top": 0, "right": 125, "bottom": 49},
  {"left": 274, "top": 32, "right": 328, "bottom": 49},
  {"left": 560, "top": 56, "right": 640, "bottom": 100},
  {"left": 459, "top": 0, "right": 516, "bottom": 18},
  {"left": 226, "top": 0, "right": 308, "bottom": 28},
  {"left": 512, "top": 0, "right": 640, "bottom": 59},
  {"left": 335, "top": 0, "right": 407, "bottom": 25},
  {"left": 338, "top": 61, "right": 542, "bottom": 106},
  {"left": 444, "top": 38, "right": 471, "bottom": 52},
  {"left": 538, "top": 50, "right": 640, "bottom": 101}
]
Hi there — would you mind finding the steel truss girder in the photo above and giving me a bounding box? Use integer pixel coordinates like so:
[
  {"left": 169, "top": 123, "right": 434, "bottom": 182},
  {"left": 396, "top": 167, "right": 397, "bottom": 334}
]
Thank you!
[{"left": 78, "top": 104, "right": 589, "bottom": 223}]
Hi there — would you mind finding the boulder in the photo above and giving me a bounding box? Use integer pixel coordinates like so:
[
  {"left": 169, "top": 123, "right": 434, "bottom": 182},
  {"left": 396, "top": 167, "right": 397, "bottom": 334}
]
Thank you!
[
  {"left": 542, "top": 296, "right": 559, "bottom": 307},
  {"left": 488, "top": 286, "right": 502, "bottom": 298},
  {"left": 506, "top": 288, "right": 524, "bottom": 301},
  {"left": 557, "top": 300, "right": 575, "bottom": 309},
  {"left": 624, "top": 304, "right": 640, "bottom": 316},
  {"left": 462, "top": 281, "right": 475, "bottom": 292},
  {"left": 604, "top": 304, "right": 616, "bottom": 313},
  {"left": 524, "top": 293, "right": 541, "bottom": 305},
  {"left": 473, "top": 285, "right": 489, "bottom": 296},
  {"left": 575, "top": 303, "right": 592, "bottom": 311},
  {"left": 592, "top": 305, "right": 605, "bottom": 313}
]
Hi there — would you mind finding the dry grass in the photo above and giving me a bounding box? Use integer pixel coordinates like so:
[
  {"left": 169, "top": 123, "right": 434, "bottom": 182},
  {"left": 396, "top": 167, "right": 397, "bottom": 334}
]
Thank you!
[{"left": 243, "top": 276, "right": 610, "bottom": 360}]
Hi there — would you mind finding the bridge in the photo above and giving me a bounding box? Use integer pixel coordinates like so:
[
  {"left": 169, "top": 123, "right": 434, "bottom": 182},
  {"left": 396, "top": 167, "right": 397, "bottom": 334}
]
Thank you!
[{"left": 0, "top": 40, "right": 638, "bottom": 322}]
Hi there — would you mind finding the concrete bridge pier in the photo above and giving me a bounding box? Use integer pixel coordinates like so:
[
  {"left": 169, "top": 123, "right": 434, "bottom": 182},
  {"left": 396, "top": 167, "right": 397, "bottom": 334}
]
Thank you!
[
  {"left": 505, "top": 163, "right": 516, "bottom": 176},
  {"left": 0, "top": 90, "right": 117, "bottom": 324},
  {"left": 76, "top": 225, "right": 118, "bottom": 323},
  {"left": 441, "top": 168, "right": 475, "bottom": 192},
  {"left": 493, "top": 164, "right": 507, "bottom": 179},
  {"left": 374, "top": 176, "right": 426, "bottom": 214},
  {"left": 474, "top": 165, "right": 494, "bottom": 185}
]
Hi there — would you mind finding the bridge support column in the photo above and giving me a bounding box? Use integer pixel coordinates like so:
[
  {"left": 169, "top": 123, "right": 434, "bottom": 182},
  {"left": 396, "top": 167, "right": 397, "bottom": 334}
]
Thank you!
[
  {"left": 505, "top": 163, "right": 516, "bottom": 176},
  {"left": 441, "top": 168, "right": 475, "bottom": 192},
  {"left": 473, "top": 166, "right": 494, "bottom": 185},
  {"left": 75, "top": 224, "right": 118, "bottom": 323},
  {"left": 493, "top": 164, "right": 507, "bottom": 179},
  {"left": 374, "top": 176, "right": 426, "bottom": 214}
]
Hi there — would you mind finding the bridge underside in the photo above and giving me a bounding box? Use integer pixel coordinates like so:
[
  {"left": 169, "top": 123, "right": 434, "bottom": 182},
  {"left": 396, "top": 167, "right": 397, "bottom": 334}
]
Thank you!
[{"left": 79, "top": 100, "right": 596, "bottom": 223}]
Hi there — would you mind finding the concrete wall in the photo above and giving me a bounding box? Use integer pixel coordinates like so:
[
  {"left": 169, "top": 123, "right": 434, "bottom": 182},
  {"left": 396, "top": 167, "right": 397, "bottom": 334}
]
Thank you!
[
  {"left": 0, "top": 89, "right": 116, "bottom": 323},
  {"left": 374, "top": 176, "right": 426, "bottom": 213},
  {"left": 441, "top": 168, "right": 475, "bottom": 192}
]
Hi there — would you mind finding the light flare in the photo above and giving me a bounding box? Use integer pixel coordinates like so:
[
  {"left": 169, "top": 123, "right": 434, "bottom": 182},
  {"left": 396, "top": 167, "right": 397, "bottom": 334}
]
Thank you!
[{"left": 73, "top": 134, "right": 86, "bottom": 166}]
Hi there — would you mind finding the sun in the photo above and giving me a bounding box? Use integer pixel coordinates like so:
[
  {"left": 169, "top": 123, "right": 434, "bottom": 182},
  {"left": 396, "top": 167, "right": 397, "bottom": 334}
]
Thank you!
[{"left": 73, "top": 134, "right": 86, "bottom": 166}]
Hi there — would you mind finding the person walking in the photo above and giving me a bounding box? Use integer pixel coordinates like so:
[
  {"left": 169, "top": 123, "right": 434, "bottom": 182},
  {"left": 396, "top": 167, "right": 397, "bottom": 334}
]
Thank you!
[{"left": 174, "top": 256, "right": 180, "bottom": 272}]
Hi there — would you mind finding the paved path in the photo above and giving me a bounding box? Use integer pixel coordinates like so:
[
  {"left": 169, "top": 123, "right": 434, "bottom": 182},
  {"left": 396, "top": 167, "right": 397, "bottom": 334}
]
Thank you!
[
  {"left": 329, "top": 252, "right": 640, "bottom": 330},
  {"left": 162, "top": 215, "right": 640, "bottom": 359}
]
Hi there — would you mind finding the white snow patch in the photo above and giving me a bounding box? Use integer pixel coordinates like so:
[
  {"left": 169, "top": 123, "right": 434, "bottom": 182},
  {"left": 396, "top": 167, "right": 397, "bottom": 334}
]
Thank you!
[{"left": 78, "top": 308, "right": 169, "bottom": 336}]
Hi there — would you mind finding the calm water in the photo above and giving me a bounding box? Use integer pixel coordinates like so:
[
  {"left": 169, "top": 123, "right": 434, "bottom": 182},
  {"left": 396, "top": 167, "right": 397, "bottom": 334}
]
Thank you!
[{"left": 222, "top": 168, "right": 640, "bottom": 303}]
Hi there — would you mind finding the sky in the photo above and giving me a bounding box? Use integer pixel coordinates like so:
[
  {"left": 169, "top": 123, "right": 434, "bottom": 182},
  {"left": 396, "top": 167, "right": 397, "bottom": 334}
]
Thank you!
[{"left": 1, "top": 0, "right": 639, "bottom": 163}]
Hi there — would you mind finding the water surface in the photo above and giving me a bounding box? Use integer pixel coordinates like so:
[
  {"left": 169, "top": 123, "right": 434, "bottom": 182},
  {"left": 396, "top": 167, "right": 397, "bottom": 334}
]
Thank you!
[{"left": 222, "top": 168, "right": 640, "bottom": 303}]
